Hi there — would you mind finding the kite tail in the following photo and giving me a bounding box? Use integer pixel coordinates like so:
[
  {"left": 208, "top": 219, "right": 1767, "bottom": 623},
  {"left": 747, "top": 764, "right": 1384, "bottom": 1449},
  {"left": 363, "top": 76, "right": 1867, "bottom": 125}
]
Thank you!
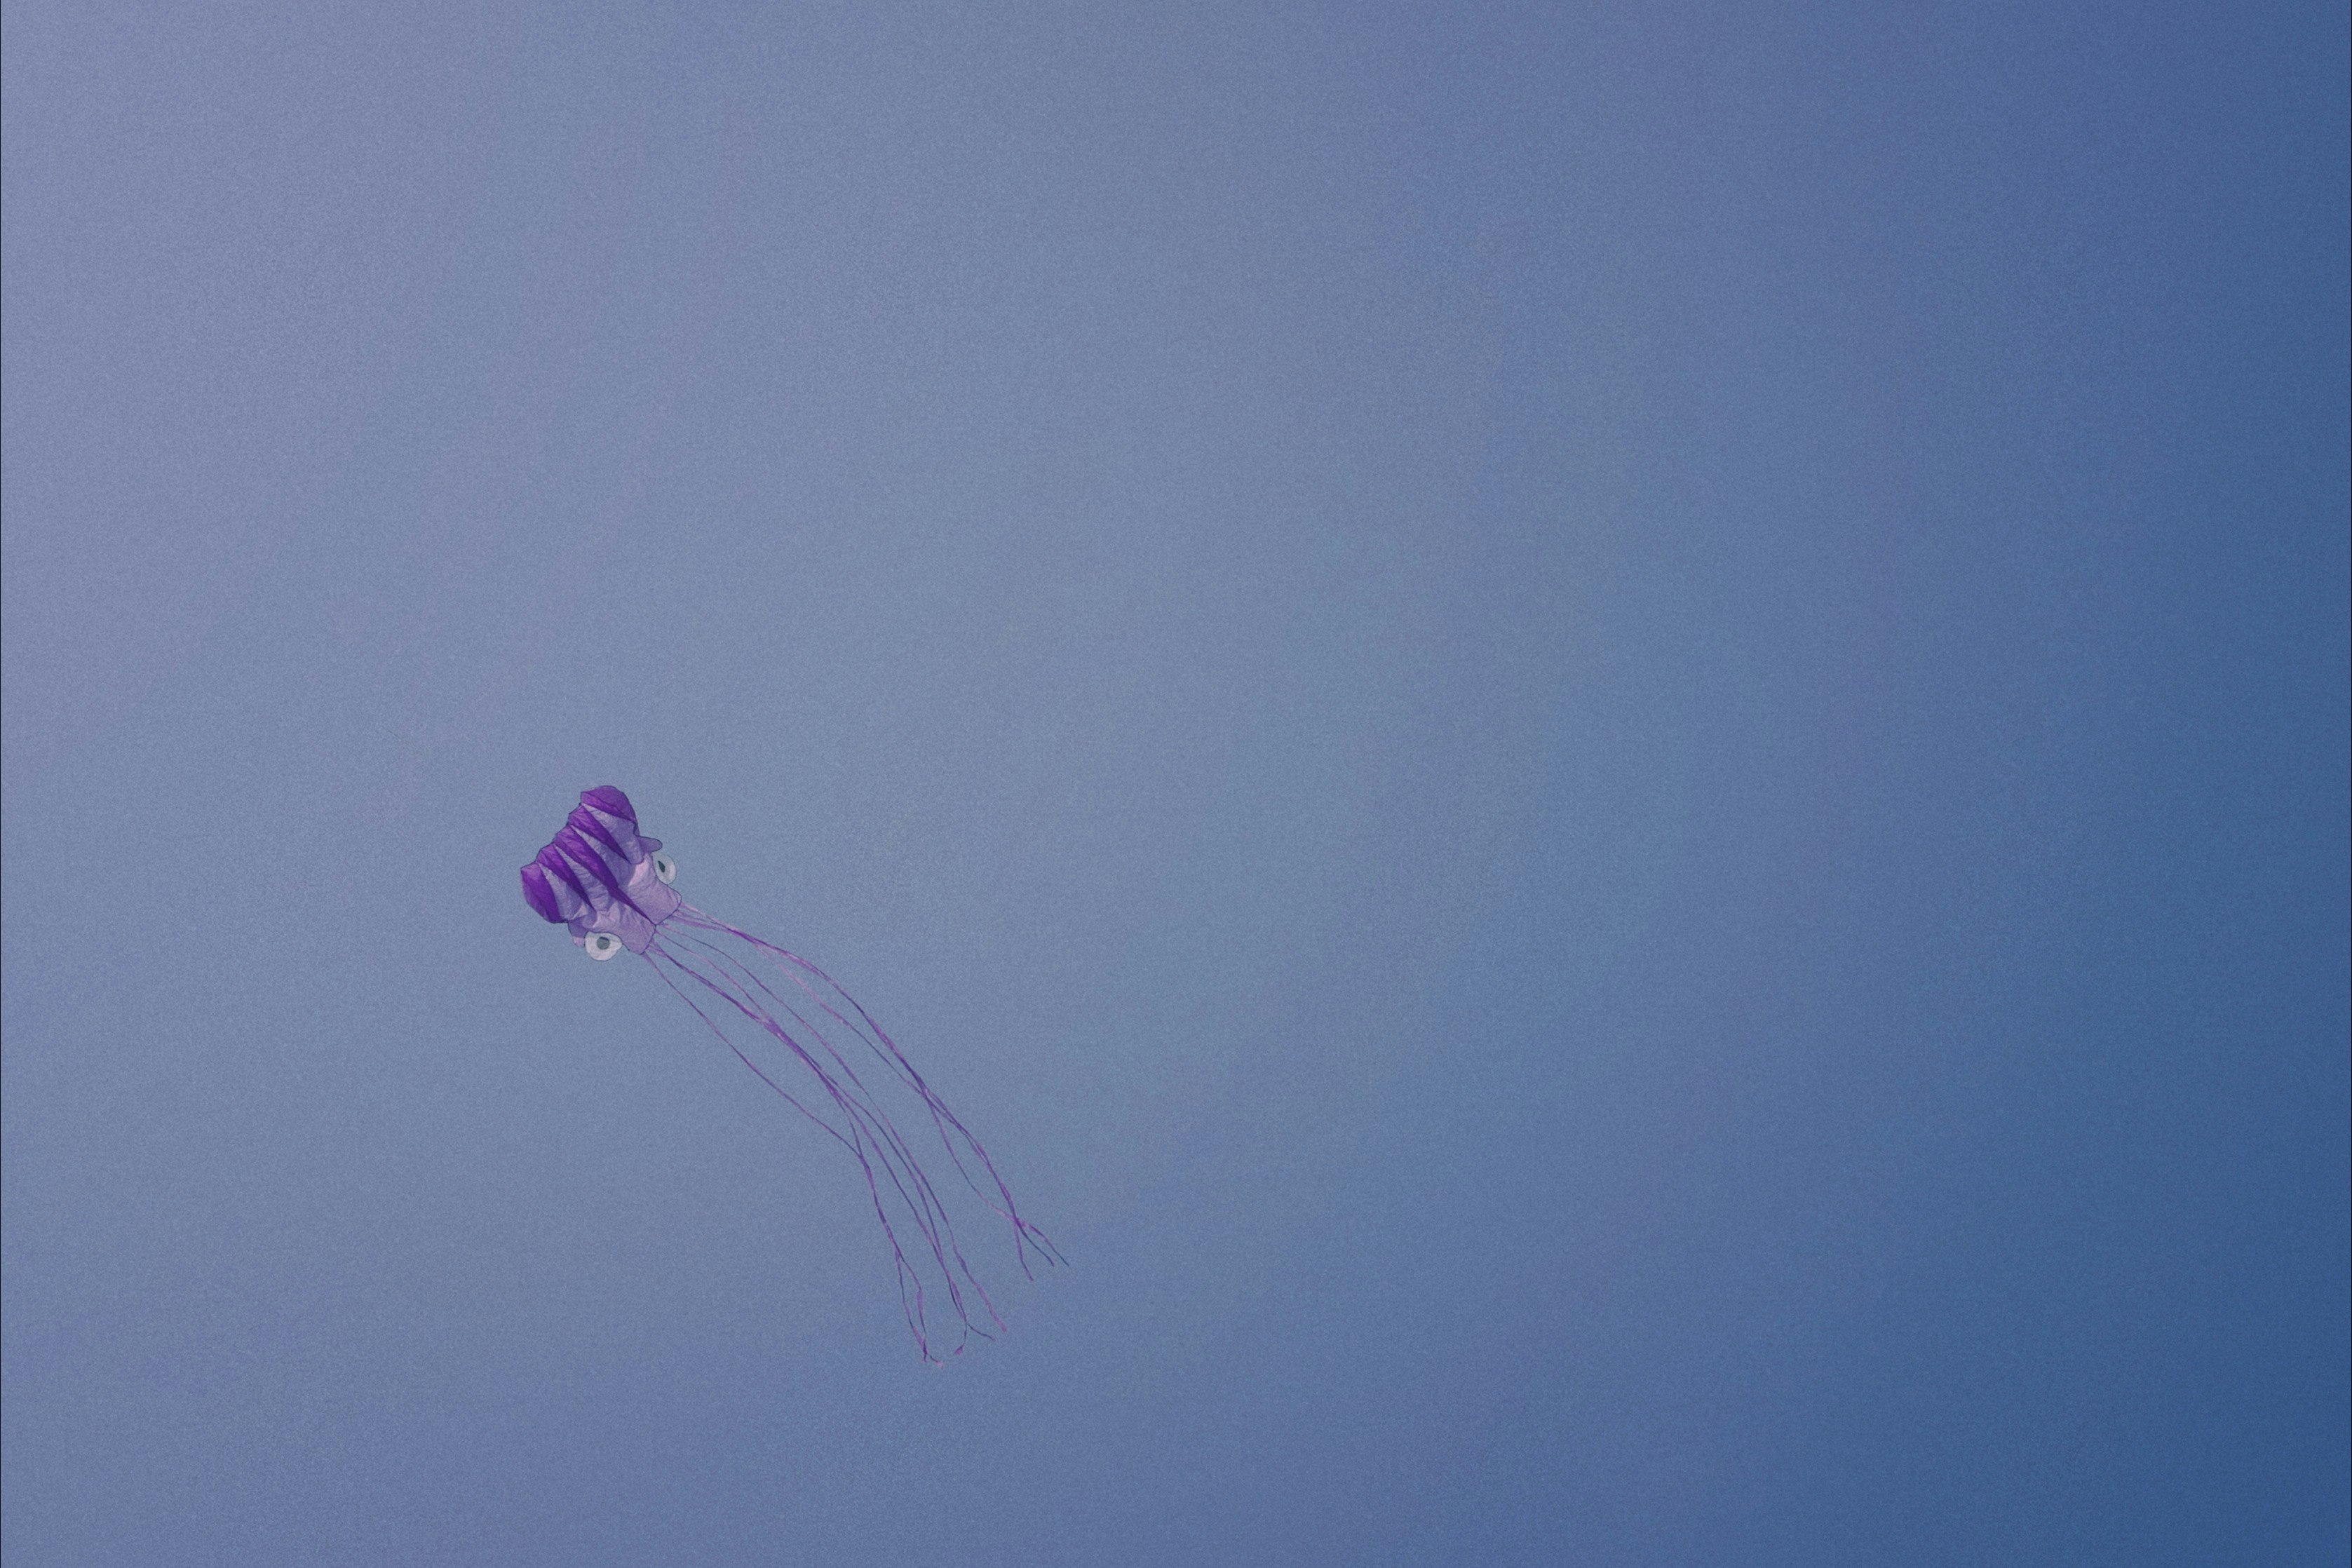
[
  {"left": 644, "top": 916, "right": 1055, "bottom": 1361},
  {"left": 667, "top": 905, "right": 1065, "bottom": 1278}
]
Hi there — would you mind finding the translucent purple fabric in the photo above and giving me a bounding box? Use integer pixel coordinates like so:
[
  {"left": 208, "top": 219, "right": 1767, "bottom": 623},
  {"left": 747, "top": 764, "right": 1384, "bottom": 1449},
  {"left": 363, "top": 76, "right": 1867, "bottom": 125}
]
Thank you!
[{"left": 519, "top": 785, "right": 682, "bottom": 954}]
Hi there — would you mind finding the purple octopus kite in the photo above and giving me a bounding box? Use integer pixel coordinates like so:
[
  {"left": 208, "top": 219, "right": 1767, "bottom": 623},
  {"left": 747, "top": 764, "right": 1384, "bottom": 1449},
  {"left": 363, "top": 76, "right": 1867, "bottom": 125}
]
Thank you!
[{"left": 521, "top": 786, "right": 1057, "bottom": 1360}]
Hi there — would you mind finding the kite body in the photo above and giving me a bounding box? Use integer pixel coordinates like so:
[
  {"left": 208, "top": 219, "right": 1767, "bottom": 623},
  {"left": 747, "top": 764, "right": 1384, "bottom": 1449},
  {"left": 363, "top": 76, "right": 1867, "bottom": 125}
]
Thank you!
[{"left": 520, "top": 785, "right": 680, "bottom": 955}]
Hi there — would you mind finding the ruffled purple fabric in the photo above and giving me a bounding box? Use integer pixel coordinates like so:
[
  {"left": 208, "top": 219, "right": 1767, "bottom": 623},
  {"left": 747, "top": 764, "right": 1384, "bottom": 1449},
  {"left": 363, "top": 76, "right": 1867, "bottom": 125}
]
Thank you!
[{"left": 519, "top": 785, "right": 682, "bottom": 953}]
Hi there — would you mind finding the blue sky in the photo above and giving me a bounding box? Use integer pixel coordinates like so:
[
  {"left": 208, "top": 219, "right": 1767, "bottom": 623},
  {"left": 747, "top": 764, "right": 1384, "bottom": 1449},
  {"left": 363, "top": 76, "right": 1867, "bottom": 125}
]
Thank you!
[{"left": 4, "top": 4, "right": 2345, "bottom": 1564}]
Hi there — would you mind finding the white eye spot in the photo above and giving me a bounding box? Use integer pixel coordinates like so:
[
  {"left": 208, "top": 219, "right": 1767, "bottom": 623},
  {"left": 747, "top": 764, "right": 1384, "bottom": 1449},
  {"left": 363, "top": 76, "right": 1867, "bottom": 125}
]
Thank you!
[
  {"left": 585, "top": 932, "right": 623, "bottom": 960},
  {"left": 653, "top": 853, "right": 677, "bottom": 885}
]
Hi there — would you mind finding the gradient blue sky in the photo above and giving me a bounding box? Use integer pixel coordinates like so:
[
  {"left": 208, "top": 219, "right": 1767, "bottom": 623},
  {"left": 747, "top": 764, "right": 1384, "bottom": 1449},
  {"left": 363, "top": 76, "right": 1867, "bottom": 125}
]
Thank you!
[{"left": 4, "top": 4, "right": 2346, "bottom": 1564}]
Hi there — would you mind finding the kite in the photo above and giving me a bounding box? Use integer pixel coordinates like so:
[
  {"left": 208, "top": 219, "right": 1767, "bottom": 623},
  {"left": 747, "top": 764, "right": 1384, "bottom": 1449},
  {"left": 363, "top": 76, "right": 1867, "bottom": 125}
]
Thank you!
[{"left": 520, "top": 786, "right": 1057, "bottom": 1360}]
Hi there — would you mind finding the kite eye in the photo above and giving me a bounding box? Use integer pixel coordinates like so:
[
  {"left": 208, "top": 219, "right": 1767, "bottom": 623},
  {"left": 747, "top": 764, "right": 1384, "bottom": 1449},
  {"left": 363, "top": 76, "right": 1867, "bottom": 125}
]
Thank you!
[
  {"left": 652, "top": 853, "right": 677, "bottom": 884},
  {"left": 585, "top": 932, "right": 623, "bottom": 961}
]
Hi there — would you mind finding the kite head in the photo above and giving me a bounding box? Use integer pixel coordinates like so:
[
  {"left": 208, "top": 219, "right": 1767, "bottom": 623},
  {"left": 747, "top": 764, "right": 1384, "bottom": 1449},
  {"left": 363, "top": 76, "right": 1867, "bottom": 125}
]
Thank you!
[{"left": 520, "top": 785, "right": 682, "bottom": 957}]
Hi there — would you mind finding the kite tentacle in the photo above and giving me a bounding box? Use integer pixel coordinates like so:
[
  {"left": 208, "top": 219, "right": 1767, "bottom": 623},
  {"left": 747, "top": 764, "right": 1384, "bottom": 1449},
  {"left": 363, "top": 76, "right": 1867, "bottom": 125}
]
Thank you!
[
  {"left": 671, "top": 904, "right": 1064, "bottom": 1276},
  {"left": 661, "top": 926, "right": 1003, "bottom": 1336},
  {"left": 644, "top": 935, "right": 996, "bottom": 1360}
]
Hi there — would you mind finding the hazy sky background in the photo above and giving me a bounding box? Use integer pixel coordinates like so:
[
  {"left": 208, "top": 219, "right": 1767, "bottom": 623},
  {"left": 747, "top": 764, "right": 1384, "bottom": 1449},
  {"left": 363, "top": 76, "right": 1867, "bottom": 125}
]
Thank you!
[{"left": 4, "top": 3, "right": 2345, "bottom": 1564}]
